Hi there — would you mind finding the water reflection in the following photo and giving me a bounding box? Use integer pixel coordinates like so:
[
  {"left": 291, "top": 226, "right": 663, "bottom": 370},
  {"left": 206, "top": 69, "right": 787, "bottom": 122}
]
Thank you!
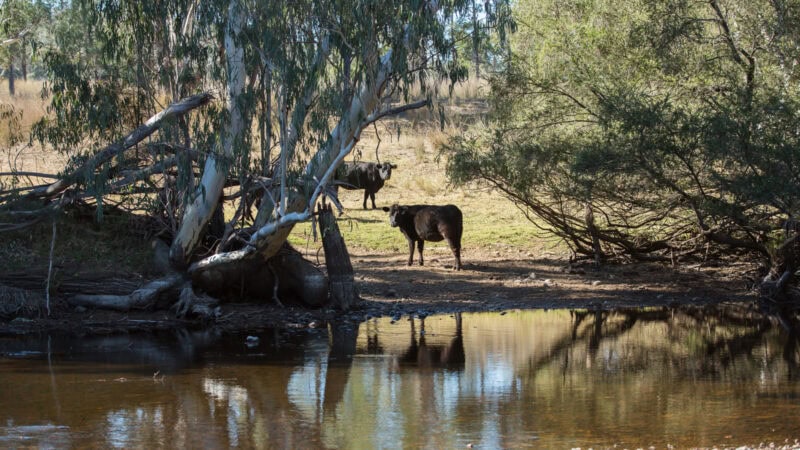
[
  {"left": 393, "top": 313, "right": 465, "bottom": 371},
  {"left": 0, "top": 306, "right": 798, "bottom": 448}
]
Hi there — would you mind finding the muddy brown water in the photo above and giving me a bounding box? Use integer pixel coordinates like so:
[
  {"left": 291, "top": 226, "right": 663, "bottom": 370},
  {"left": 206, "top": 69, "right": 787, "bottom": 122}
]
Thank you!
[{"left": 1, "top": 308, "right": 799, "bottom": 449}]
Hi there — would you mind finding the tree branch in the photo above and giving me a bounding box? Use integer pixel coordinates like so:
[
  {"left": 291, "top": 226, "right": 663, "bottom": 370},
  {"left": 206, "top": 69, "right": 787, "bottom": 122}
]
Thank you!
[
  {"left": 0, "top": 171, "right": 59, "bottom": 179},
  {"left": 372, "top": 99, "right": 431, "bottom": 122},
  {"left": 26, "top": 93, "right": 212, "bottom": 200}
]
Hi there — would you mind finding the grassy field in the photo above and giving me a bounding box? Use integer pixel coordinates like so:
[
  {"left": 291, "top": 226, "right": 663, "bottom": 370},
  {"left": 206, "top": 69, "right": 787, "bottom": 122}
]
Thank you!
[
  {"left": 1, "top": 78, "right": 553, "bottom": 272},
  {"left": 288, "top": 104, "right": 551, "bottom": 260}
]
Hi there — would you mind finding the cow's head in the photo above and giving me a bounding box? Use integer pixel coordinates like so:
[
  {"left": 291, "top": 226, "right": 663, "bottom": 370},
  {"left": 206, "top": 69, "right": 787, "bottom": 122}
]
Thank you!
[
  {"left": 378, "top": 162, "right": 397, "bottom": 181},
  {"left": 382, "top": 203, "right": 405, "bottom": 227}
]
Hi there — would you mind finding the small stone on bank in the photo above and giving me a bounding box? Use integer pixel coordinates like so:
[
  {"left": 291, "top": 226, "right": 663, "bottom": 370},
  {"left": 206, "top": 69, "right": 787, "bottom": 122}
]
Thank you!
[{"left": 245, "top": 336, "right": 259, "bottom": 347}]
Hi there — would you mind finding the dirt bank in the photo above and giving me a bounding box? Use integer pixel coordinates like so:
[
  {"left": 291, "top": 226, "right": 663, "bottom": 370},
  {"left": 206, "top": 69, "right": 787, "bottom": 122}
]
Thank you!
[{"left": 0, "top": 247, "right": 760, "bottom": 335}]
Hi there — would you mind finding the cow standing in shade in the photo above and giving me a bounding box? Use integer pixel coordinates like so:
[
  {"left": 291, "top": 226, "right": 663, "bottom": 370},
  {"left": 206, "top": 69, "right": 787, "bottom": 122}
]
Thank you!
[
  {"left": 335, "top": 162, "right": 397, "bottom": 209},
  {"left": 382, "top": 203, "right": 463, "bottom": 270}
]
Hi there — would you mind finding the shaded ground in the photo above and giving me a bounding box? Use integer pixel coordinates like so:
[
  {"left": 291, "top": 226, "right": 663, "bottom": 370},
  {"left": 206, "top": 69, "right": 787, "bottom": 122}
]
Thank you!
[
  {"left": 0, "top": 246, "right": 761, "bottom": 335},
  {"left": 354, "top": 249, "right": 757, "bottom": 309}
]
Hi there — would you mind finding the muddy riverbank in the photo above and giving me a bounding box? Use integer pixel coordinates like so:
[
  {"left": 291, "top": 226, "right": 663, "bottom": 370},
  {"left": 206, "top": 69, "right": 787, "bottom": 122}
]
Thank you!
[{"left": 0, "top": 248, "right": 760, "bottom": 335}]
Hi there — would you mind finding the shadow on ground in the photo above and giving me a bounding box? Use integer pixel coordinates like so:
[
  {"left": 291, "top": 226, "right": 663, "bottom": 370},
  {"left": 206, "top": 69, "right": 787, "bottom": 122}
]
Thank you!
[{"left": 346, "top": 249, "right": 757, "bottom": 316}]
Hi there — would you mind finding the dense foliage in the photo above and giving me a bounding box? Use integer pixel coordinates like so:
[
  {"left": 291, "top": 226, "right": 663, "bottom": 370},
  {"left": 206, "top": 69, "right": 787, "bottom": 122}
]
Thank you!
[{"left": 442, "top": 0, "right": 800, "bottom": 264}]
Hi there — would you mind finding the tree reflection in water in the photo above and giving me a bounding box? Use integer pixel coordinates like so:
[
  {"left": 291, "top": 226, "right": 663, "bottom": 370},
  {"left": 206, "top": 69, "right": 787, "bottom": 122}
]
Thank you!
[
  {"left": 1, "top": 305, "right": 799, "bottom": 448},
  {"left": 565, "top": 304, "right": 800, "bottom": 380}
]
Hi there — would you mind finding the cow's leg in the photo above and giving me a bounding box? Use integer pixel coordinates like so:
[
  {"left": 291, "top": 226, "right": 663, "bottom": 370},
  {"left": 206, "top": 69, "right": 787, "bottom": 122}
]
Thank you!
[
  {"left": 445, "top": 238, "right": 462, "bottom": 270},
  {"left": 406, "top": 238, "right": 415, "bottom": 266},
  {"left": 417, "top": 240, "right": 425, "bottom": 266},
  {"left": 453, "top": 246, "right": 462, "bottom": 270},
  {"left": 369, "top": 191, "right": 377, "bottom": 209},
  {"left": 362, "top": 190, "right": 369, "bottom": 209}
]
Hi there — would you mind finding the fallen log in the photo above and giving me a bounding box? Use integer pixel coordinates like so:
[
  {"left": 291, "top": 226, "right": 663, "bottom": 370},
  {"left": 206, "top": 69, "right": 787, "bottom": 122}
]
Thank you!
[{"left": 68, "top": 273, "right": 186, "bottom": 311}]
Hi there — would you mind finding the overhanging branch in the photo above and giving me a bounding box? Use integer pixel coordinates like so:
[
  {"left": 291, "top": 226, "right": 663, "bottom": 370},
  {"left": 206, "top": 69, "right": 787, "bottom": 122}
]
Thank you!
[{"left": 26, "top": 92, "right": 212, "bottom": 200}]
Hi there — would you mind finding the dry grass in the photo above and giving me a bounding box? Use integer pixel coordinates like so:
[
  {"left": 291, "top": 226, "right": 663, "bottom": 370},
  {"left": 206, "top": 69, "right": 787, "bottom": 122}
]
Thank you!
[
  {"left": 0, "top": 80, "right": 68, "bottom": 184},
  {"left": 0, "top": 80, "right": 47, "bottom": 143},
  {"left": 405, "top": 76, "right": 490, "bottom": 102},
  {"left": 289, "top": 101, "right": 550, "bottom": 261}
]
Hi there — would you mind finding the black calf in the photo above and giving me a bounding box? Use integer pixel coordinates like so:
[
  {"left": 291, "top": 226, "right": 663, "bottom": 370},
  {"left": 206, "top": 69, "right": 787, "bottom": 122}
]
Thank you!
[
  {"left": 383, "top": 203, "right": 463, "bottom": 270},
  {"left": 335, "top": 162, "right": 397, "bottom": 209}
]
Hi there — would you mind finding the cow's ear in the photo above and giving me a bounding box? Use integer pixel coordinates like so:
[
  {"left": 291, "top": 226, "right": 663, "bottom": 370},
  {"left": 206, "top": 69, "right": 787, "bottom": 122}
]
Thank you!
[
  {"left": 390, "top": 163, "right": 397, "bottom": 168},
  {"left": 382, "top": 206, "right": 390, "bottom": 212}
]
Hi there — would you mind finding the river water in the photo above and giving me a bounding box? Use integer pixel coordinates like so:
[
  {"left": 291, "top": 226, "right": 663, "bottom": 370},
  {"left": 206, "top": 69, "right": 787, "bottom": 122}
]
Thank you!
[{"left": 1, "top": 307, "right": 799, "bottom": 449}]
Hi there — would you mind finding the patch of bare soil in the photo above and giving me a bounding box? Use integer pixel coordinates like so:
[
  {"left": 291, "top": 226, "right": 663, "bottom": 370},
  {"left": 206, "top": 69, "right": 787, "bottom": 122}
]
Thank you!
[
  {"left": 0, "top": 247, "right": 760, "bottom": 335},
  {"left": 350, "top": 247, "right": 758, "bottom": 312}
]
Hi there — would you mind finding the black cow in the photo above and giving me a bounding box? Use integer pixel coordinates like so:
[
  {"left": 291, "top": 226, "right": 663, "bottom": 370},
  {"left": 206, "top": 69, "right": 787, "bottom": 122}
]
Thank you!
[
  {"left": 335, "top": 162, "right": 397, "bottom": 209},
  {"left": 382, "top": 203, "right": 463, "bottom": 270}
]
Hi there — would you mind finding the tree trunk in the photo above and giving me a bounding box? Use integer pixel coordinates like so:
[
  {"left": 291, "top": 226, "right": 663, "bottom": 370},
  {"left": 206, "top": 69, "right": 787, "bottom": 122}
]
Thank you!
[
  {"left": 197, "top": 45, "right": 389, "bottom": 275},
  {"left": 271, "top": 245, "right": 329, "bottom": 307},
  {"left": 260, "top": 66, "right": 273, "bottom": 176},
  {"left": 187, "top": 21, "right": 431, "bottom": 276},
  {"left": 343, "top": 52, "right": 352, "bottom": 106},
  {"left": 8, "top": 61, "right": 14, "bottom": 96},
  {"left": 170, "top": 1, "right": 246, "bottom": 268},
  {"left": 319, "top": 201, "right": 358, "bottom": 310},
  {"left": 761, "top": 233, "right": 800, "bottom": 303},
  {"left": 192, "top": 243, "right": 327, "bottom": 307},
  {"left": 585, "top": 203, "right": 603, "bottom": 265},
  {"left": 472, "top": 0, "right": 480, "bottom": 79}
]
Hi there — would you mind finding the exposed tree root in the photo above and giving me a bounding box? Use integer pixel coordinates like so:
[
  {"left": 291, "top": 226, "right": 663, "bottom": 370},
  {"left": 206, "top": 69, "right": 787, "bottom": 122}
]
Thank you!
[
  {"left": 760, "top": 234, "right": 800, "bottom": 306},
  {"left": 172, "top": 284, "right": 221, "bottom": 320}
]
